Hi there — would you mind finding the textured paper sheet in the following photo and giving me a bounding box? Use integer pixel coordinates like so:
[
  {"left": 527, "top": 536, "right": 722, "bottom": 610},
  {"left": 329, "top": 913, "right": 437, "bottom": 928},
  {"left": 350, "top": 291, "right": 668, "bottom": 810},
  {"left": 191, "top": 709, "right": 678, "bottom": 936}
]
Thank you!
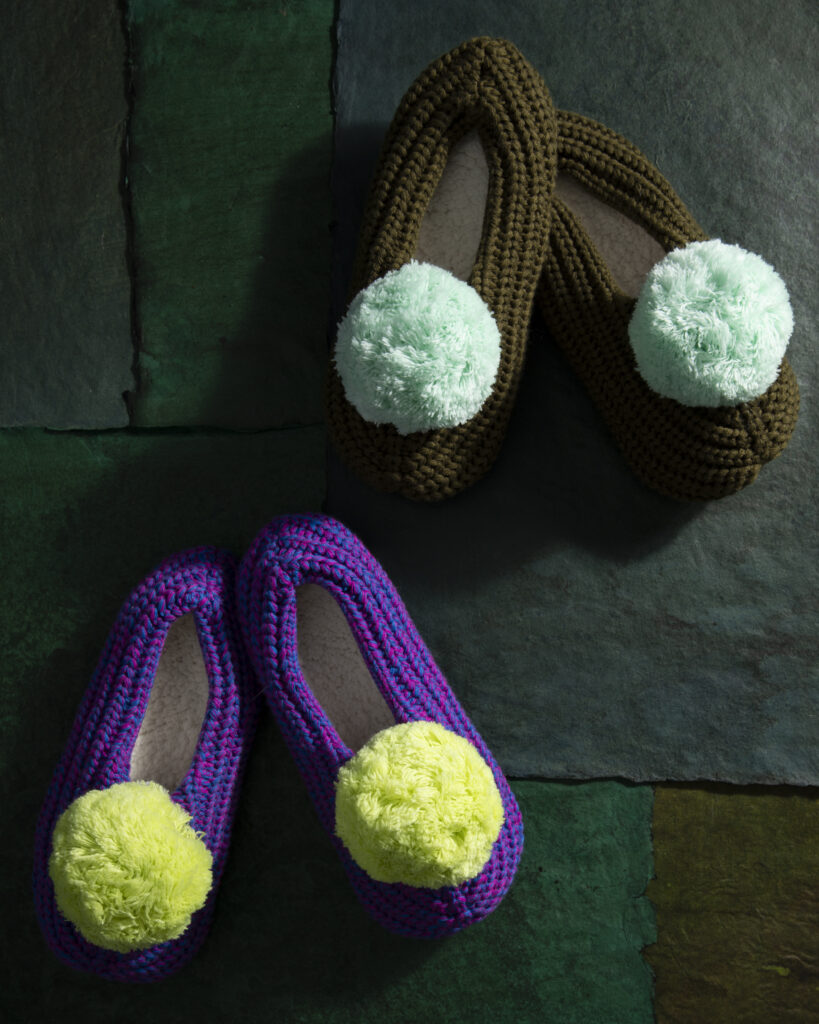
[{"left": 329, "top": 0, "right": 819, "bottom": 783}]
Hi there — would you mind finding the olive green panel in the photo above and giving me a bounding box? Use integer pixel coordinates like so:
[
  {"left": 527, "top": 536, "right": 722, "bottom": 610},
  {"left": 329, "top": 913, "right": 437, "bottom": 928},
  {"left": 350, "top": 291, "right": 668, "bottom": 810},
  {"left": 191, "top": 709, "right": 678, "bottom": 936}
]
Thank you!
[{"left": 647, "top": 785, "right": 819, "bottom": 1023}]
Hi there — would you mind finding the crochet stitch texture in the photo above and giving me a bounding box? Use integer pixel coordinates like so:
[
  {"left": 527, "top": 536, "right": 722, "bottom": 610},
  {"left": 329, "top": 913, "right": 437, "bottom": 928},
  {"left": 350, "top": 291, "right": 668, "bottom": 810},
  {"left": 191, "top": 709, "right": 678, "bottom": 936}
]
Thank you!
[
  {"left": 540, "top": 110, "right": 799, "bottom": 500},
  {"left": 327, "top": 37, "right": 557, "bottom": 501},
  {"left": 33, "top": 549, "right": 258, "bottom": 982},
  {"left": 237, "top": 514, "right": 523, "bottom": 936}
]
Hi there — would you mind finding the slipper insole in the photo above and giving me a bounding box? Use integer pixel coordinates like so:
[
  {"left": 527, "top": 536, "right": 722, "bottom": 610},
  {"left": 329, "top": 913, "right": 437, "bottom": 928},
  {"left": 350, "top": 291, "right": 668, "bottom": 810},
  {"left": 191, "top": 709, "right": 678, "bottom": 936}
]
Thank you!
[
  {"left": 555, "top": 175, "right": 666, "bottom": 297},
  {"left": 130, "top": 614, "right": 209, "bottom": 791},
  {"left": 414, "top": 129, "right": 489, "bottom": 282},
  {"left": 296, "top": 583, "right": 395, "bottom": 752}
]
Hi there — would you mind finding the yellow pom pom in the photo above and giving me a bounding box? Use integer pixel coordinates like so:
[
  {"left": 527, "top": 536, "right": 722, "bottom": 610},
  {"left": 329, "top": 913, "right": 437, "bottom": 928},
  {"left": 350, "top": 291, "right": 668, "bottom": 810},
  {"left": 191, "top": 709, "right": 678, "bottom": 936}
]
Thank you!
[
  {"left": 49, "top": 781, "right": 212, "bottom": 952},
  {"left": 334, "top": 721, "right": 504, "bottom": 889}
]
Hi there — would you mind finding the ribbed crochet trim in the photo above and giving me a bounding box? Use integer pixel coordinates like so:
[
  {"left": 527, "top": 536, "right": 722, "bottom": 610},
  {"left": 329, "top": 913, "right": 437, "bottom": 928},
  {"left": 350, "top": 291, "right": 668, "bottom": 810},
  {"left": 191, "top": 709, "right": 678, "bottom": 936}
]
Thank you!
[
  {"left": 539, "top": 110, "right": 799, "bottom": 500},
  {"left": 237, "top": 514, "right": 523, "bottom": 937},
  {"left": 33, "top": 550, "right": 258, "bottom": 982},
  {"left": 327, "top": 37, "right": 557, "bottom": 501}
]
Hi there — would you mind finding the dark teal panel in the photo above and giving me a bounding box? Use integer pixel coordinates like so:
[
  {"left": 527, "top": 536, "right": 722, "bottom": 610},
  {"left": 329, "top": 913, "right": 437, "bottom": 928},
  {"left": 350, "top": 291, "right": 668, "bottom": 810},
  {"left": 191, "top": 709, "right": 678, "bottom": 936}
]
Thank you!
[
  {"left": 328, "top": 0, "right": 819, "bottom": 784},
  {"left": 648, "top": 785, "right": 819, "bottom": 1022}
]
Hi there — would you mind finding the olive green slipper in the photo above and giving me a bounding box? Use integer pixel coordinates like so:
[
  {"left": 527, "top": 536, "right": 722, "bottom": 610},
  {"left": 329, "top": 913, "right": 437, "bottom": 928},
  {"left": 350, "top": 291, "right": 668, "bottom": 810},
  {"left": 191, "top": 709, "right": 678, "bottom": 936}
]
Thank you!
[
  {"left": 327, "top": 37, "right": 557, "bottom": 502},
  {"left": 539, "top": 109, "right": 799, "bottom": 501}
]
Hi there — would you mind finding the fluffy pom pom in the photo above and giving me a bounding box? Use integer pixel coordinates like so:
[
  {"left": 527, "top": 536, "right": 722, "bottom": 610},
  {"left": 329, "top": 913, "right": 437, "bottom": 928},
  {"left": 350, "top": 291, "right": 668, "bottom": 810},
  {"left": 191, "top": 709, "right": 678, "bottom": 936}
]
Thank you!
[
  {"left": 335, "top": 261, "right": 501, "bottom": 434},
  {"left": 628, "top": 239, "right": 793, "bottom": 406},
  {"left": 335, "top": 721, "right": 504, "bottom": 889},
  {"left": 49, "top": 781, "right": 213, "bottom": 952}
]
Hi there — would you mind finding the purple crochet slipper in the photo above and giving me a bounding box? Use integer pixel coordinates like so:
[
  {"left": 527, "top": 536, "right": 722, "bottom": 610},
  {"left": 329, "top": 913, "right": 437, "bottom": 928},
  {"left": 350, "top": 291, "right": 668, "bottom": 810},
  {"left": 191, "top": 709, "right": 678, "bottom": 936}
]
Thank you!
[
  {"left": 33, "top": 549, "right": 258, "bottom": 982},
  {"left": 237, "top": 513, "right": 522, "bottom": 937}
]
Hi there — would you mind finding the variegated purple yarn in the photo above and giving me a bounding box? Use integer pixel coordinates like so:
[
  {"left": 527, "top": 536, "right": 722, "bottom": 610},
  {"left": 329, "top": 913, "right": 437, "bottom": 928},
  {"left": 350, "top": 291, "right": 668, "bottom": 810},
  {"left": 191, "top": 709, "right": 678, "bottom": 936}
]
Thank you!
[
  {"left": 237, "top": 513, "right": 523, "bottom": 937},
  {"left": 33, "top": 549, "right": 258, "bottom": 982}
]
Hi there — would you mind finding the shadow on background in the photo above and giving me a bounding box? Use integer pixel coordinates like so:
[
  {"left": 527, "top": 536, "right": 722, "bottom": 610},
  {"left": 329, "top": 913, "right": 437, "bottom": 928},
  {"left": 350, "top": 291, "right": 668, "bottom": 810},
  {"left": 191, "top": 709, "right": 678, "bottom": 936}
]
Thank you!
[{"left": 326, "top": 123, "right": 703, "bottom": 593}]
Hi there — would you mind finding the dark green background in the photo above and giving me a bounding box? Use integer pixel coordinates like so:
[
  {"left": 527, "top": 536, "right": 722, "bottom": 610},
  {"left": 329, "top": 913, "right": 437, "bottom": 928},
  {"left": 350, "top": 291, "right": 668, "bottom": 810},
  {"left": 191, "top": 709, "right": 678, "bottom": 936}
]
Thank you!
[{"left": 126, "top": 0, "right": 333, "bottom": 429}]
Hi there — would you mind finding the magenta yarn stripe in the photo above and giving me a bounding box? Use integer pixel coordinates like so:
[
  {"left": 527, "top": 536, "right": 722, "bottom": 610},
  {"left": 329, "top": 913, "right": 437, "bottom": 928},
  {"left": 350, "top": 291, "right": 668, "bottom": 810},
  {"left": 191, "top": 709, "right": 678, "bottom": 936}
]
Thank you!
[
  {"left": 237, "top": 513, "right": 523, "bottom": 938},
  {"left": 33, "top": 548, "right": 259, "bottom": 983}
]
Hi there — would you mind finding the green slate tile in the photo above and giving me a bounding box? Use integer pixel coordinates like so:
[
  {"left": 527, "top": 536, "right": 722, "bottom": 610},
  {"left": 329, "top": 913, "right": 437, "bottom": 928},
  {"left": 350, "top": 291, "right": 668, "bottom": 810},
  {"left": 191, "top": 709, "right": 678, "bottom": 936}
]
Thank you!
[
  {"left": 2, "top": 433, "right": 653, "bottom": 1020},
  {"left": 646, "top": 785, "right": 819, "bottom": 1023},
  {"left": 127, "top": 0, "right": 334, "bottom": 429},
  {"left": 0, "top": 1, "right": 132, "bottom": 427},
  {"left": 0, "top": 426, "right": 324, "bottom": 714}
]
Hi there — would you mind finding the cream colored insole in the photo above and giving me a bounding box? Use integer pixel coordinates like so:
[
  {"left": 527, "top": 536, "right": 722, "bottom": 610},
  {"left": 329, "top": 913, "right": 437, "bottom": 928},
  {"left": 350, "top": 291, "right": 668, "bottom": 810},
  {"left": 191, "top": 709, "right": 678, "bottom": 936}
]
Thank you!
[
  {"left": 555, "top": 175, "right": 666, "bottom": 297},
  {"left": 414, "top": 130, "right": 489, "bottom": 282},
  {"left": 130, "top": 614, "right": 210, "bottom": 792},
  {"left": 296, "top": 583, "right": 395, "bottom": 752}
]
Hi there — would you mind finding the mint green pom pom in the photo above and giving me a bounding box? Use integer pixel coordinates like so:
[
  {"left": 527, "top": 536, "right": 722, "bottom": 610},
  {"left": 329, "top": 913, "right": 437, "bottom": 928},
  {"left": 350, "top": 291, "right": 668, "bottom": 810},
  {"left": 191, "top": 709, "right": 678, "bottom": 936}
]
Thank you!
[
  {"left": 49, "top": 781, "right": 212, "bottom": 952},
  {"left": 335, "top": 261, "right": 501, "bottom": 434},
  {"left": 628, "top": 239, "right": 793, "bottom": 406},
  {"left": 335, "top": 721, "right": 504, "bottom": 889}
]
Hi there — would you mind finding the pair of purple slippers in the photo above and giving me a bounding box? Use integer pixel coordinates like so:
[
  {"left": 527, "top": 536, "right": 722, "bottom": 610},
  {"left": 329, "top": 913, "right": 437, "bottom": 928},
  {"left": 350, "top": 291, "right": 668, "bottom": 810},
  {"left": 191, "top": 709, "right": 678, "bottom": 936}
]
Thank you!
[{"left": 34, "top": 514, "right": 523, "bottom": 982}]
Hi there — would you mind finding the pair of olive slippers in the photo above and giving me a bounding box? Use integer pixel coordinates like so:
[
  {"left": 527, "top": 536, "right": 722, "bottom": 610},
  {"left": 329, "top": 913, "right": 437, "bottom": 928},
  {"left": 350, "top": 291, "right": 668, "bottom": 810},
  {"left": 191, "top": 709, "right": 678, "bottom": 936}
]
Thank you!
[{"left": 328, "top": 37, "right": 799, "bottom": 503}]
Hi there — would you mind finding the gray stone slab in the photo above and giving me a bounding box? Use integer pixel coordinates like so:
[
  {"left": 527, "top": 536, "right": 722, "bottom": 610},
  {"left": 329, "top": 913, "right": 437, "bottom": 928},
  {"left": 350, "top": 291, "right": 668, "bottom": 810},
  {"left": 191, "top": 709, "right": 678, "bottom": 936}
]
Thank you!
[
  {"left": 329, "top": 0, "right": 819, "bottom": 782},
  {"left": 0, "top": 1, "right": 132, "bottom": 427}
]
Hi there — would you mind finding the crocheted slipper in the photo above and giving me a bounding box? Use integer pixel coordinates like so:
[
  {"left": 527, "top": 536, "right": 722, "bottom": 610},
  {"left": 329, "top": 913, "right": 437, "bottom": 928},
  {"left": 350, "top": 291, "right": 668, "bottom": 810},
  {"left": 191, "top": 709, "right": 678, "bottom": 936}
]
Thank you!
[
  {"left": 237, "top": 514, "right": 523, "bottom": 936},
  {"left": 327, "top": 37, "right": 557, "bottom": 501},
  {"left": 33, "top": 550, "right": 258, "bottom": 982},
  {"left": 538, "top": 109, "right": 799, "bottom": 500}
]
